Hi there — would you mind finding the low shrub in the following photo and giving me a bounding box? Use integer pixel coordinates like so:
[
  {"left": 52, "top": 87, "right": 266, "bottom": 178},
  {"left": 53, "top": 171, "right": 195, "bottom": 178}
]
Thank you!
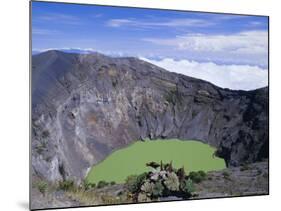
[
  {"left": 140, "top": 181, "right": 154, "bottom": 195},
  {"left": 163, "top": 172, "right": 180, "bottom": 191},
  {"left": 189, "top": 170, "right": 207, "bottom": 183},
  {"left": 125, "top": 172, "right": 147, "bottom": 193},
  {"left": 97, "top": 180, "right": 109, "bottom": 189},
  {"left": 152, "top": 181, "right": 164, "bottom": 198},
  {"left": 126, "top": 161, "right": 196, "bottom": 202},
  {"left": 84, "top": 182, "right": 96, "bottom": 190},
  {"left": 58, "top": 180, "right": 74, "bottom": 191},
  {"left": 37, "top": 181, "right": 48, "bottom": 195},
  {"left": 125, "top": 175, "right": 139, "bottom": 193},
  {"left": 180, "top": 178, "right": 195, "bottom": 197}
]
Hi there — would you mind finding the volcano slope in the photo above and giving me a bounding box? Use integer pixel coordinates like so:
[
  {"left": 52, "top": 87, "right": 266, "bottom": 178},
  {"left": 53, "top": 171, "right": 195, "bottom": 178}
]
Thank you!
[{"left": 31, "top": 50, "right": 268, "bottom": 183}]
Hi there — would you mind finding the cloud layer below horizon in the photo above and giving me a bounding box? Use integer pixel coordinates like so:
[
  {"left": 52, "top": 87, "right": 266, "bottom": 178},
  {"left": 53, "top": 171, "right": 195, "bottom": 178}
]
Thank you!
[
  {"left": 141, "top": 57, "right": 268, "bottom": 91},
  {"left": 143, "top": 30, "right": 268, "bottom": 68}
]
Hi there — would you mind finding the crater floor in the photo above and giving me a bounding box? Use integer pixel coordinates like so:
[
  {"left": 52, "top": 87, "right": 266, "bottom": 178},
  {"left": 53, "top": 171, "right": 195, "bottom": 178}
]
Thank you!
[{"left": 86, "top": 139, "right": 226, "bottom": 184}]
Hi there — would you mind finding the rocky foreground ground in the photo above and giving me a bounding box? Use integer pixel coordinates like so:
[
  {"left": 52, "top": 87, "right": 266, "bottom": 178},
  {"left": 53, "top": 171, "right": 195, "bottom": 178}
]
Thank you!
[
  {"left": 31, "top": 160, "right": 268, "bottom": 210},
  {"left": 193, "top": 160, "right": 268, "bottom": 199}
]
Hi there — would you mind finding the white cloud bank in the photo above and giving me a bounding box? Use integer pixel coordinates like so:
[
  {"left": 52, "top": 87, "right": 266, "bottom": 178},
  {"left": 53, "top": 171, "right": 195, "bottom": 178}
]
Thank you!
[
  {"left": 144, "top": 31, "right": 267, "bottom": 53},
  {"left": 141, "top": 58, "right": 268, "bottom": 91},
  {"left": 143, "top": 30, "right": 268, "bottom": 67}
]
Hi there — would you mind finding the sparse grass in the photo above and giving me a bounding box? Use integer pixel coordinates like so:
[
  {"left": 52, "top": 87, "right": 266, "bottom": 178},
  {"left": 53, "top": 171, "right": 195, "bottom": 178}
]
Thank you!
[
  {"left": 100, "top": 194, "right": 126, "bottom": 205},
  {"left": 65, "top": 188, "right": 100, "bottom": 205},
  {"left": 65, "top": 186, "right": 131, "bottom": 206},
  {"left": 36, "top": 181, "right": 48, "bottom": 195},
  {"left": 58, "top": 180, "right": 75, "bottom": 191}
]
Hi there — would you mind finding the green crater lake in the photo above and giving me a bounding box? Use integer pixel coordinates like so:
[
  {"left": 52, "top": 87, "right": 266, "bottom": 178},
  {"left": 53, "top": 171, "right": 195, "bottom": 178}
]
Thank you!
[{"left": 86, "top": 139, "right": 226, "bottom": 184}]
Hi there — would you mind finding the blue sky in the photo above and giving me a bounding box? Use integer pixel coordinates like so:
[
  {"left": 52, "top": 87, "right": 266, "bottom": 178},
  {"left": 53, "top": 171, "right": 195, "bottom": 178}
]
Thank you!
[
  {"left": 32, "top": 1, "right": 268, "bottom": 90},
  {"left": 32, "top": 2, "right": 268, "bottom": 67}
]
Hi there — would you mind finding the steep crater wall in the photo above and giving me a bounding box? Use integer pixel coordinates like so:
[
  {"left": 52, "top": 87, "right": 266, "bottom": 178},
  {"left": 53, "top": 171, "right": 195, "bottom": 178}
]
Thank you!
[{"left": 31, "top": 51, "right": 269, "bottom": 183}]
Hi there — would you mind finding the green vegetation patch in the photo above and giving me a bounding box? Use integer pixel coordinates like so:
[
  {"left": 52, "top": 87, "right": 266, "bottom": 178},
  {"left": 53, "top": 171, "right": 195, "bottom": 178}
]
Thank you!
[{"left": 86, "top": 139, "right": 225, "bottom": 184}]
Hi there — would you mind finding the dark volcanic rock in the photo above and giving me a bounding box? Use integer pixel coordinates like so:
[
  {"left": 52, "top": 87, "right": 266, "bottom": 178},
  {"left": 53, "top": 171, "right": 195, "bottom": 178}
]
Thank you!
[{"left": 31, "top": 50, "right": 269, "bottom": 182}]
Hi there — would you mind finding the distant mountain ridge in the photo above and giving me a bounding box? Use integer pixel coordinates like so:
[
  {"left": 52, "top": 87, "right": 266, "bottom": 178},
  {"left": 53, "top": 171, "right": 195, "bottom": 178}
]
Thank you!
[
  {"left": 31, "top": 50, "right": 269, "bottom": 183},
  {"left": 32, "top": 48, "right": 268, "bottom": 69},
  {"left": 32, "top": 48, "right": 97, "bottom": 55}
]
